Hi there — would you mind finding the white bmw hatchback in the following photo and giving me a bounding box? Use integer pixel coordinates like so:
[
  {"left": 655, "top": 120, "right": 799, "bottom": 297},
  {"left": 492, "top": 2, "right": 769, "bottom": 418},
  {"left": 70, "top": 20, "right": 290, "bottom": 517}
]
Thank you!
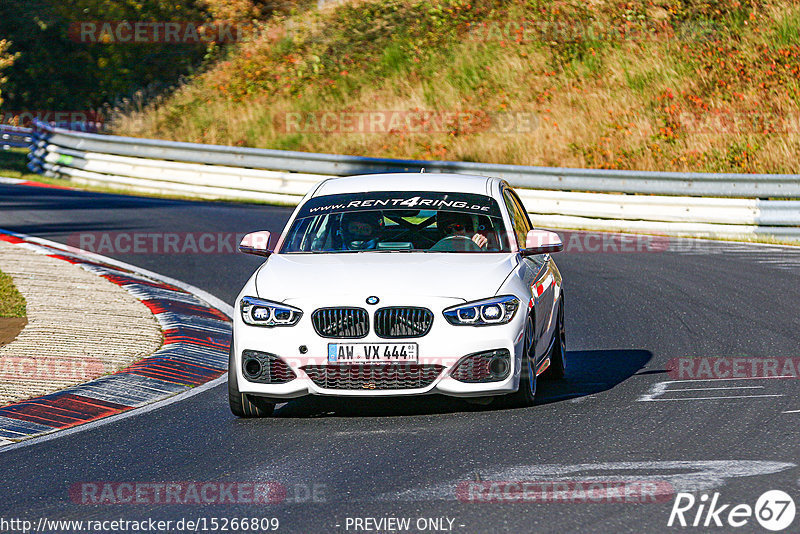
[{"left": 229, "top": 173, "right": 565, "bottom": 416}]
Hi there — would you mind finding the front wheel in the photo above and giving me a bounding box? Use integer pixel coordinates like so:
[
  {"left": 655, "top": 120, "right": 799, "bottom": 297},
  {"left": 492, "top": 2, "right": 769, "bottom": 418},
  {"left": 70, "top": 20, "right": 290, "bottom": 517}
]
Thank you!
[
  {"left": 228, "top": 337, "right": 275, "bottom": 417},
  {"left": 505, "top": 315, "right": 537, "bottom": 407}
]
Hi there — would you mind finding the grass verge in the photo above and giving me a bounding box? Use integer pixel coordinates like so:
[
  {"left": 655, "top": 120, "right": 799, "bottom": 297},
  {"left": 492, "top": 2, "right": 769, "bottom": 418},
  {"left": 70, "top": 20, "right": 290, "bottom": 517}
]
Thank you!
[
  {"left": 113, "top": 0, "right": 800, "bottom": 174},
  {"left": 0, "top": 269, "right": 25, "bottom": 318}
]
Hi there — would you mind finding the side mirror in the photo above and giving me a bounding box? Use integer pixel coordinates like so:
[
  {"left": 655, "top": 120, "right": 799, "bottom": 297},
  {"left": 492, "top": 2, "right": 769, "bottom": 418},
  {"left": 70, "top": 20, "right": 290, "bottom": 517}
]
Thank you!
[
  {"left": 239, "top": 231, "right": 272, "bottom": 257},
  {"left": 521, "top": 229, "right": 563, "bottom": 256}
]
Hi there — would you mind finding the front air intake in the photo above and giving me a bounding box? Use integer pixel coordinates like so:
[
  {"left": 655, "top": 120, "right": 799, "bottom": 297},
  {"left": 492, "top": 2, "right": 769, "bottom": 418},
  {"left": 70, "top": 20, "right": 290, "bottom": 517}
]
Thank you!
[
  {"left": 301, "top": 363, "right": 444, "bottom": 390},
  {"left": 450, "top": 349, "right": 511, "bottom": 383},
  {"left": 241, "top": 350, "right": 296, "bottom": 384}
]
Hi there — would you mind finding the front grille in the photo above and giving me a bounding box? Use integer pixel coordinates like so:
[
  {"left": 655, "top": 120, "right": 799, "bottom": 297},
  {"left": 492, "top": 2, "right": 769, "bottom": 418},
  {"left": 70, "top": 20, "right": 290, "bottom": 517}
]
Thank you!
[
  {"left": 301, "top": 364, "right": 444, "bottom": 390},
  {"left": 242, "top": 350, "right": 296, "bottom": 384},
  {"left": 312, "top": 307, "right": 369, "bottom": 338},
  {"left": 374, "top": 307, "right": 434, "bottom": 338}
]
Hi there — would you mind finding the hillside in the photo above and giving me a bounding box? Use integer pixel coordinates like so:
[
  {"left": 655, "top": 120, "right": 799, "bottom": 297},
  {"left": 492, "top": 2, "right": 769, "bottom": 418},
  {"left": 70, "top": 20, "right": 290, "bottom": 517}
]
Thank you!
[{"left": 115, "top": 0, "right": 800, "bottom": 174}]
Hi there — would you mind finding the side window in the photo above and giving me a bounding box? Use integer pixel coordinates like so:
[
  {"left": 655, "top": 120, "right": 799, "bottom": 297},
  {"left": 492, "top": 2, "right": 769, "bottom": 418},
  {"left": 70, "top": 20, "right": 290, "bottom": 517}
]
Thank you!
[
  {"left": 510, "top": 190, "right": 534, "bottom": 234},
  {"left": 503, "top": 189, "right": 532, "bottom": 248}
]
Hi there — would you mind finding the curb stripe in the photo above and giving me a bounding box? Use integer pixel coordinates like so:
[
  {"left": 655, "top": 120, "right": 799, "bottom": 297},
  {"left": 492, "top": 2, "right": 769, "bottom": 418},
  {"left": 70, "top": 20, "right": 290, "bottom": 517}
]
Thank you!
[
  {"left": 99, "top": 272, "right": 178, "bottom": 290},
  {"left": 64, "top": 374, "right": 188, "bottom": 406},
  {"left": 0, "top": 416, "right": 54, "bottom": 436},
  {"left": 141, "top": 300, "right": 229, "bottom": 321},
  {"left": 0, "top": 228, "right": 232, "bottom": 444},
  {"left": 0, "top": 394, "right": 131, "bottom": 428}
]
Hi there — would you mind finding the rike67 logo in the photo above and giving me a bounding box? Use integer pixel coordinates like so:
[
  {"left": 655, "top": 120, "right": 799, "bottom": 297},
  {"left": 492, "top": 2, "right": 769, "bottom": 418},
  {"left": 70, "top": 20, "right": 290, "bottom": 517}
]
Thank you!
[{"left": 668, "top": 490, "right": 796, "bottom": 531}]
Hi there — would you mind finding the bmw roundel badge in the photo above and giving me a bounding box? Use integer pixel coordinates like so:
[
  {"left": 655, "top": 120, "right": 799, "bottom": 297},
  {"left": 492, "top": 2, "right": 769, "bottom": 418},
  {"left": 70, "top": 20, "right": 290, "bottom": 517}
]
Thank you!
[{"left": 366, "top": 296, "right": 380, "bottom": 305}]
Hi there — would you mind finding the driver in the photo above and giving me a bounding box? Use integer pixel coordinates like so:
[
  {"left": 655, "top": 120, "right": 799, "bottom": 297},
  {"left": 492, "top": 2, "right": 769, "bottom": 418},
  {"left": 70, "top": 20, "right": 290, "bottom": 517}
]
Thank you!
[
  {"left": 437, "top": 211, "right": 488, "bottom": 249},
  {"left": 339, "top": 211, "right": 383, "bottom": 250}
]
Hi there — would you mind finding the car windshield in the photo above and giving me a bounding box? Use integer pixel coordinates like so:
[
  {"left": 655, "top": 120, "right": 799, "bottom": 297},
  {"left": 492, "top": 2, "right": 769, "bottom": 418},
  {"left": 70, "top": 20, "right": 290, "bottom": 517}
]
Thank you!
[{"left": 281, "top": 191, "right": 511, "bottom": 253}]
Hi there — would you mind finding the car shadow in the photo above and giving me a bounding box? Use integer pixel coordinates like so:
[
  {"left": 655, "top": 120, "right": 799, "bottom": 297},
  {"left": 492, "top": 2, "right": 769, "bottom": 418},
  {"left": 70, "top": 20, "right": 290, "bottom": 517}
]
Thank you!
[
  {"left": 269, "top": 349, "right": 652, "bottom": 418},
  {"left": 534, "top": 348, "right": 653, "bottom": 406}
]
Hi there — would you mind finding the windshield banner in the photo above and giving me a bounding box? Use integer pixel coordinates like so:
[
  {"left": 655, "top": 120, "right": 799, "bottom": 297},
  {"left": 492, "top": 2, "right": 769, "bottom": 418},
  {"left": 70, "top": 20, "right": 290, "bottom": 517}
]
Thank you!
[{"left": 299, "top": 192, "right": 502, "bottom": 218}]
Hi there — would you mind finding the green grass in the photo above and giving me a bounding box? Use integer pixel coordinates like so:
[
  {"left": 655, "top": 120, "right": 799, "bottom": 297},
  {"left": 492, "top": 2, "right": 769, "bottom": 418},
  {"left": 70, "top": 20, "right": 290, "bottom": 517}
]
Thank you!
[
  {"left": 109, "top": 0, "right": 800, "bottom": 174},
  {"left": 380, "top": 41, "right": 412, "bottom": 75},
  {"left": 0, "top": 269, "right": 26, "bottom": 318},
  {"left": 0, "top": 148, "right": 39, "bottom": 180},
  {"left": 770, "top": 7, "right": 800, "bottom": 48}
]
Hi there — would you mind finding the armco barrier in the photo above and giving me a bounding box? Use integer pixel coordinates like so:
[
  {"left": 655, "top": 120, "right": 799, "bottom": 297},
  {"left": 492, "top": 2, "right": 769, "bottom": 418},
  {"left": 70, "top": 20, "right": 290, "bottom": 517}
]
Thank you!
[
  {"left": 25, "top": 120, "right": 800, "bottom": 241},
  {"left": 1, "top": 125, "right": 32, "bottom": 150}
]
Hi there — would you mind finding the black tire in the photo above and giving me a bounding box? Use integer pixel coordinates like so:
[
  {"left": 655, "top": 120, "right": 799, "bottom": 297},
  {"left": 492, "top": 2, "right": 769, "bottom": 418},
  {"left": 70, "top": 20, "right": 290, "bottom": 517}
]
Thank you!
[
  {"left": 541, "top": 299, "right": 566, "bottom": 381},
  {"left": 506, "top": 315, "right": 537, "bottom": 407},
  {"left": 228, "top": 337, "right": 275, "bottom": 417}
]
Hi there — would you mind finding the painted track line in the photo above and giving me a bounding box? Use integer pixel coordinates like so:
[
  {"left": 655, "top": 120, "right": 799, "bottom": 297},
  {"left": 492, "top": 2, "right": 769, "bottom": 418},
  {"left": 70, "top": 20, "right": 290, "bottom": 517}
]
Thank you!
[
  {"left": 668, "top": 386, "right": 765, "bottom": 392},
  {"left": 666, "top": 376, "right": 799, "bottom": 382},
  {"left": 638, "top": 378, "right": 790, "bottom": 402},
  {"left": 642, "top": 395, "right": 783, "bottom": 401}
]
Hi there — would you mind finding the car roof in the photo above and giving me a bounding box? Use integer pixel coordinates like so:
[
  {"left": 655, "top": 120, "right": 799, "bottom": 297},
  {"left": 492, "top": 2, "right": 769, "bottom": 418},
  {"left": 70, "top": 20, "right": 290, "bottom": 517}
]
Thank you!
[{"left": 312, "top": 173, "right": 496, "bottom": 197}]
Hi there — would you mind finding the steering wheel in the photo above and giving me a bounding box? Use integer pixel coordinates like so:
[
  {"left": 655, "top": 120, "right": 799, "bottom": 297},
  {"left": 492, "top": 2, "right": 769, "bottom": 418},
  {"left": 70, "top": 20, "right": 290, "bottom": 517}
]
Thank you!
[
  {"left": 430, "top": 235, "right": 483, "bottom": 252},
  {"left": 346, "top": 240, "right": 371, "bottom": 250}
]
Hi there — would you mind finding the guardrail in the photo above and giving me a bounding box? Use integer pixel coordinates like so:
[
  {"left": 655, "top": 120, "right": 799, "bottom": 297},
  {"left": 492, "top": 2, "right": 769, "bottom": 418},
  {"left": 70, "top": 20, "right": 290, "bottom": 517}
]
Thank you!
[
  {"left": 26, "top": 119, "right": 800, "bottom": 241},
  {"left": 0, "top": 125, "right": 32, "bottom": 150}
]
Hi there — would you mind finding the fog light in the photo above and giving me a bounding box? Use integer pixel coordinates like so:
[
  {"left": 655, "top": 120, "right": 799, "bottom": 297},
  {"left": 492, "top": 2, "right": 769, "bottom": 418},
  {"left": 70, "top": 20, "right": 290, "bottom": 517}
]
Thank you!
[
  {"left": 243, "top": 357, "right": 262, "bottom": 379},
  {"left": 489, "top": 355, "right": 509, "bottom": 377}
]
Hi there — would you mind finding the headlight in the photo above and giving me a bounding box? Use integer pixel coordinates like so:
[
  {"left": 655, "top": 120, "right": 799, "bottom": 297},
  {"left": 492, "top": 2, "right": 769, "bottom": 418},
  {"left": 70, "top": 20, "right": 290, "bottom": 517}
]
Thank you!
[
  {"left": 240, "top": 296, "right": 302, "bottom": 327},
  {"left": 443, "top": 296, "right": 519, "bottom": 326}
]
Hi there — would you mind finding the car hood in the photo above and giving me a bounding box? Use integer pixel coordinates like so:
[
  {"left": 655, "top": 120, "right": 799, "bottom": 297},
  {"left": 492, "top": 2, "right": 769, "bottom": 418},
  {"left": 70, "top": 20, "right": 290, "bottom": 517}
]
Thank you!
[{"left": 255, "top": 253, "right": 518, "bottom": 302}]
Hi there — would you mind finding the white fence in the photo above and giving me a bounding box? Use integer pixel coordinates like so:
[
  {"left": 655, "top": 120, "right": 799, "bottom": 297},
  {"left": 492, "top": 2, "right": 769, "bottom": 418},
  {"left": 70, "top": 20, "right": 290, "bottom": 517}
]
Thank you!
[
  {"left": 1, "top": 125, "right": 32, "bottom": 150},
  {"left": 26, "top": 120, "right": 800, "bottom": 241}
]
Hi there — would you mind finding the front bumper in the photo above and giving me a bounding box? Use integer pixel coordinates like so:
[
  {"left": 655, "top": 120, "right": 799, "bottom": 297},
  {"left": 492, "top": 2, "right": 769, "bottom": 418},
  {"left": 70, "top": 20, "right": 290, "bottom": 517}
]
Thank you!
[{"left": 232, "top": 296, "right": 527, "bottom": 398}]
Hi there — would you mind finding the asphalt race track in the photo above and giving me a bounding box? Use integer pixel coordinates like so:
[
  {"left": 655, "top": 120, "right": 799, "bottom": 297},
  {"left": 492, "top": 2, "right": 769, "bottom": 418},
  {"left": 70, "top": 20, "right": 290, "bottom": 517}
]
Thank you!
[{"left": 1, "top": 182, "right": 800, "bottom": 533}]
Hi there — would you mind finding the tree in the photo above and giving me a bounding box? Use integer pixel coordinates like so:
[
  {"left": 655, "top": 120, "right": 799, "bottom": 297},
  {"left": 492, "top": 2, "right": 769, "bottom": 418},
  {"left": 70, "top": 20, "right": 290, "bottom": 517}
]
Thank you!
[
  {"left": 0, "top": 0, "right": 208, "bottom": 111},
  {"left": 0, "top": 39, "right": 17, "bottom": 108}
]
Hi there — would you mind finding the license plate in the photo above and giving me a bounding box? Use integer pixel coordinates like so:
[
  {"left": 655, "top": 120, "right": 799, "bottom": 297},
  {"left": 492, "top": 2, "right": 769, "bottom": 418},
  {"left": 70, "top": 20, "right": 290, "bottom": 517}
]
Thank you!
[{"left": 327, "top": 342, "right": 418, "bottom": 364}]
